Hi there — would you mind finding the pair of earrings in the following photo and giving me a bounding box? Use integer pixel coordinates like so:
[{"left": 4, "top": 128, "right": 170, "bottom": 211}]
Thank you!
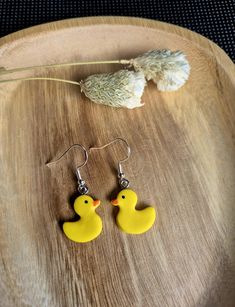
[{"left": 48, "top": 138, "right": 156, "bottom": 243}]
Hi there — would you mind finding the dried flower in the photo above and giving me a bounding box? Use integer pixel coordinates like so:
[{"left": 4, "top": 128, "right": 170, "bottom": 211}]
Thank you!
[
  {"left": 80, "top": 70, "right": 146, "bottom": 109},
  {"left": 131, "top": 50, "right": 190, "bottom": 91},
  {"left": 0, "top": 49, "right": 191, "bottom": 108}
]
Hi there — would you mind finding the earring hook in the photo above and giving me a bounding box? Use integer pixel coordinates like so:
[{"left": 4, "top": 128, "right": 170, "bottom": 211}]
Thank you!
[
  {"left": 46, "top": 144, "right": 89, "bottom": 194},
  {"left": 89, "top": 137, "right": 131, "bottom": 189}
]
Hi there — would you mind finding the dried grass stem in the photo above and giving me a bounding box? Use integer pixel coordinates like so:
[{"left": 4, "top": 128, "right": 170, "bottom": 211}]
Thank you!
[
  {"left": 0, "top": 59, "right": 130, "bottom": 76},
  {"left": 0, "top": 77, "right": 80, "bottom": 86}
]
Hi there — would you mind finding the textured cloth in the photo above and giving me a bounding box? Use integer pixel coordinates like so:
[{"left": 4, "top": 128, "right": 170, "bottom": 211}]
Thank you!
[{"left": 0, "top": 0, "right": 234, "bottom": 61}]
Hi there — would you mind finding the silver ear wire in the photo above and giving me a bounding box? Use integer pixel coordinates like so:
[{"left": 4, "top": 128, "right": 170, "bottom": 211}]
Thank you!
[
  {"left": 46, "top": 144, "right": 89, "bottom": 195},
  {"left": 89, "top": 137, "right": 131, "bottom": 189}
]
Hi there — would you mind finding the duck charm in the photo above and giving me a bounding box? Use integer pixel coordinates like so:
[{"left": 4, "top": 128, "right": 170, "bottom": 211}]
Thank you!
[
  {"left": 63, "top": 195, "right": 102, "bottom": 243},
  {"left": 111, "top": 189, "right": 156, "bottom": 234}
]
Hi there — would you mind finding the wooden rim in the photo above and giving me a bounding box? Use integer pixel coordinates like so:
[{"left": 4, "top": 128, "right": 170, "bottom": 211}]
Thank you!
[{"left": 0, "top": 16, "right": 234, "bottom": 76}]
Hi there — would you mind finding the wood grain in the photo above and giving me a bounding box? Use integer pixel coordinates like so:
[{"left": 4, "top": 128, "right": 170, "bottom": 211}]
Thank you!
[{"left": 0, "top": 17, "right": 235, "bottom": 307}]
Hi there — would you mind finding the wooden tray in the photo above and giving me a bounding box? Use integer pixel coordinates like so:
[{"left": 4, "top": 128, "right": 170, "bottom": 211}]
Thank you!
[{"left": 0, "top": 17, "right": 234, "bottom": 307}]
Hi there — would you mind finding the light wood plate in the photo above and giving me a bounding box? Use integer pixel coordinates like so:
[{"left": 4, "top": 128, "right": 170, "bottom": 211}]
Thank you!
[{"left": 0, "top": 17, "right": 235, "bottom": 307}]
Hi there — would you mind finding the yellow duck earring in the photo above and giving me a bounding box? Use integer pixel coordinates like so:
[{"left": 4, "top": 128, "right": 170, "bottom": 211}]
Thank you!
[
  {"left": 47, "top": 144, "right": 102, "bottom": 243},
  {"left": 90, "top": 138, "right": 156, "bottom": 235}
]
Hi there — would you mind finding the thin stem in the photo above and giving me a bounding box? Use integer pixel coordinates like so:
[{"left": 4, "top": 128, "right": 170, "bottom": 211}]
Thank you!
[
  {"left": 0, "top": 77, "right": 80, "bottom": 85},
  {"left": 0, "top": 59, "right": 130, "bottom": 76}
]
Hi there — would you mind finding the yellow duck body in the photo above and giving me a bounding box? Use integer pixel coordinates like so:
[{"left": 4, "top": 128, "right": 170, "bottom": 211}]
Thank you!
[
  {"left": 111, "top": 189, "right": 156, "bottom": 234},
  {"left": 63, "top": 195, "right": 102, "bottom": 243}
]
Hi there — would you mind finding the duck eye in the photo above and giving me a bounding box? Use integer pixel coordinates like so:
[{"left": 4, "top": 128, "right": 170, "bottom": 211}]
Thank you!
[
  {"left": 122, "top": 195, "right": 125, "bottom": 199},
  {"left": 84, "top": 200, "right": 88, "bottom": 204}
]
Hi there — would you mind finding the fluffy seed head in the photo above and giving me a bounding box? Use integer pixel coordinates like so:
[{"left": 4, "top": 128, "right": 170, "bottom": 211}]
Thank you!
[
  {"left": 80, "top": 69, "right": 146, "bottom": 109},
  {"left": 131, "top": 49, "right": 190, "bottom": 91}
]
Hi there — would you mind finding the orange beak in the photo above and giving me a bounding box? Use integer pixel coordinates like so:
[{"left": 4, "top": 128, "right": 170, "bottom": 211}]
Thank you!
[
  {"left": 93, "top": 199, "right": 101, "bottom": 207},
  {"left": 111, "top": 199, "right": 119, "bottom": 206}
]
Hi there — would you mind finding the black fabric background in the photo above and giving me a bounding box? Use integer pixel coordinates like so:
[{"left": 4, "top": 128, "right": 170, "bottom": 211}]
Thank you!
[{"left": 0, "top": 0, "right": 234, "bottom": 61}]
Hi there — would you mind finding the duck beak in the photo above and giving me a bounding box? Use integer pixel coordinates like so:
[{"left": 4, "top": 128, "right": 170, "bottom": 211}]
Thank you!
[
  {"left": 93, "top": 200, "right": 101, "bottom": 207},
  {"left": 111, "top": 199, "right": 119, "bottom": 206}
]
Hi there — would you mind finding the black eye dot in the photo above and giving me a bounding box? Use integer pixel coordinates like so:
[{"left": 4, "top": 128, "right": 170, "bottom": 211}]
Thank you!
[
  {"left": 122, "top": 195, "right": 125, "bottom": 199},
  {"left": 84, "top": 200, "right": 88, "bottom": 204}
]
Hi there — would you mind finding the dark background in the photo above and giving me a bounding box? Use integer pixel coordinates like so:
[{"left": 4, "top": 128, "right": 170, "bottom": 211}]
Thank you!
[{"left": 0, "top": 0, "right": 234, "bottom": 61}]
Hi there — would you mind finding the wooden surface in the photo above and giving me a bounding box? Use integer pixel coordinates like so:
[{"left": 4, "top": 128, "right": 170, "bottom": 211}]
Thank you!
[{"left": 0, "top": 17, "right": 235, "bottom": 307}]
